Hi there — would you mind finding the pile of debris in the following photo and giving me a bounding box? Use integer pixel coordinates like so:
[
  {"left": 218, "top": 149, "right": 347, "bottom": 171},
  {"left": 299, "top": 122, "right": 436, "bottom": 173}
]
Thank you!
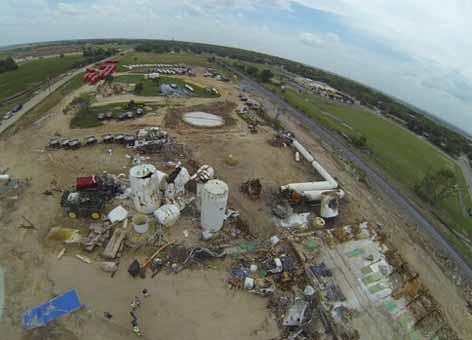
[{"left": 240, "top": 178, "right": 262, "bottom": 200}]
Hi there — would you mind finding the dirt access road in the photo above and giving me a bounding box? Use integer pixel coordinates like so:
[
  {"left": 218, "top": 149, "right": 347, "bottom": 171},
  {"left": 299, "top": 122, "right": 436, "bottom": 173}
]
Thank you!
[{"left": 229, "top": 66, "right": 472, "bottom": 280}]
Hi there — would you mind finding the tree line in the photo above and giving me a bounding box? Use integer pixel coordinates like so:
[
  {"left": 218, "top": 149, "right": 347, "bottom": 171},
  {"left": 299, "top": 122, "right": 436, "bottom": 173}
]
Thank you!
[
  {"left": 135, "top": 39, "right": 472, "bottom": 159},
  {"left": 71, "top": 47, "right": 119, "bottom": 69}
]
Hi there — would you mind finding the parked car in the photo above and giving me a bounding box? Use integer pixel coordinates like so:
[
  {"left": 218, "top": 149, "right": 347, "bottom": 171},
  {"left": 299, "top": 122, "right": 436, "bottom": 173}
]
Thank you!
[
  {"left": 12, "top": 104, "right": 23, "bottom": 113},
  {"left": 117, "top": 111, "right": 134, "bottom": 121},
  {"left": 85, "top": 136, "right": 98, "bottom": 146},
  {"left": 102, "top": 134, "right": 113, "bottom": 143},
  {"left": 68, "top": 139, "right": 81, "bottom": 149}
]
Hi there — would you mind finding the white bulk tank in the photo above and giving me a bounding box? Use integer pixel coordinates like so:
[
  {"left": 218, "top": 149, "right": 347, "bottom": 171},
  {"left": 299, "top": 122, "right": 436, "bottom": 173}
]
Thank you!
[
  {"left": 129, "top": 164, "right": 163, "bottom": 214},
  {"left": 201, "top": 179, "right": 229, "bottom": 233},
  {"left": 154, "top": 204, "right": 180, "bottom": 227}
]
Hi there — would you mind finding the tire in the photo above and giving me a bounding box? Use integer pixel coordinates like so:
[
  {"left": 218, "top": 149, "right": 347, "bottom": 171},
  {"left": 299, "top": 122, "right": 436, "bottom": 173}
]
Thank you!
[
  {"left": 91, "top": 212, "right": 101, "bottom": 220},
  {"left": 68, "top": 212, "right": 77, "bottom": 219}
]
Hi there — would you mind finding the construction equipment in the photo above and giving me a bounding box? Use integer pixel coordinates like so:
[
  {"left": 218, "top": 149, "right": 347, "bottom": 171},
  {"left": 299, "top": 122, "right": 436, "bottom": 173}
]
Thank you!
[
  {"left": 60, "top": 191, "right": 105, "bottom": 220},
  {"left": 76, "top": 175, "right": 122, "bottom": 200}
]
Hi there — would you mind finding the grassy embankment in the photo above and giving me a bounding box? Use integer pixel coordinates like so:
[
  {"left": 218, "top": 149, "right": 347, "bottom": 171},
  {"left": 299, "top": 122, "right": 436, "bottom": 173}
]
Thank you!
[
  {"left": 265, "top": 81, "right": 472, "bottom": 260},
  {"left": 0, "top": 55, "right": 87, "bottom": 118}
]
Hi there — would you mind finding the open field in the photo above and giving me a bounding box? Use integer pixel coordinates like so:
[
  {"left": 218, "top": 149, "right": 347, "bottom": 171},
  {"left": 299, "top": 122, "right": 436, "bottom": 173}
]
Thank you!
[
  {"left": 0, "top": 55, "right": 87, "bottom": 103},
  {"left": 114, "top": 74, "right": 219, "bottom": 98},
  {"left": 116, "top": 52, "right": 211, "bottom": 71}
]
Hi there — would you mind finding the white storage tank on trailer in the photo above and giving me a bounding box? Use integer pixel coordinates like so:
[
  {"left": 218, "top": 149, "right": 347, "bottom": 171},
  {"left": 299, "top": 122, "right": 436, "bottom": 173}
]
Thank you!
[
  {"left": 129, "top": 164, "right": 164, "bottom": 214},
  {"left": 201, "top": 179, "right": 229, "bottom": 233}
]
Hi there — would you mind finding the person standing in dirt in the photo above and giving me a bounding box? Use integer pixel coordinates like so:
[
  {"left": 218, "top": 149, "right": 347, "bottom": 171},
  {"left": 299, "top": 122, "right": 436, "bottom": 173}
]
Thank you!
[
  {"left": 142, "top": 288, "right": 150, "bottom": 297},
  {"left": 131, "top": 319, "right": 142, "bottom": 337}
]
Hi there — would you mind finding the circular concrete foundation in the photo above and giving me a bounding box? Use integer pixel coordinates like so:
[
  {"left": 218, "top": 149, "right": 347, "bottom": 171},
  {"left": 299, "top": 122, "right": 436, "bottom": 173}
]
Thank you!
[{"left": 182, "top": 112, "right": 224, "bottom": 127}]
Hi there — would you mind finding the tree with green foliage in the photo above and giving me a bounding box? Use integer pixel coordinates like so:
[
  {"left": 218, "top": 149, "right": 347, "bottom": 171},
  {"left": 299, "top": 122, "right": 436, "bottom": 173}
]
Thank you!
[
  {"left": 259, "top": 69, "right": 274, "bottom": 82},
  {"left": 134, "top": 83, "right": 144, "bottom": 94},
  {"left": 351, "top": 135, "right": 367, "bottom": 148},
  {"left": 246, "top": 66, "right": 259, "bottom": 77},
  {"left": 0, "top": 57, "right": 18, "bottom": 73},
  {"left": 414, "top": 168, "right": 459, "bottom": 205}
]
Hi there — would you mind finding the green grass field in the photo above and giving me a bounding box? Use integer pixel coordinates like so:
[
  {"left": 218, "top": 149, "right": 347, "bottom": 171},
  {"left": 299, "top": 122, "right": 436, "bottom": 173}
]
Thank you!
[
  {"left": 268, "top": 85, "right": 472, "bottom": 256},
  {"left": 116, "top": 52, "right": 211, "bottom": 71},
  {"left": 114, "top": 74, "right": 219, "bottom": 98},
  {"left": 70, "top": 103, "right": 125, "bottom": 129},
  {"left": 0, "top": 55, "right": 87, "bottom": 102}
]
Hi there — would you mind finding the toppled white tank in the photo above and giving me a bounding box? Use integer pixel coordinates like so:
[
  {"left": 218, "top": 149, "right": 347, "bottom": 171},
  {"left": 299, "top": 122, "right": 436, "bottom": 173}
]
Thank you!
[
  {"left": 129, "top": 164, "right": 166, "bottom": 214},
  {"left": 154, "top": 204, "right": 180, "bottom": 226}
]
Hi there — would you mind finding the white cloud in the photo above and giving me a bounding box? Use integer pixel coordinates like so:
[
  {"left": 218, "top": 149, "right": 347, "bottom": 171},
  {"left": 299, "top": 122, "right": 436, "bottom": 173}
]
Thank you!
[
  {"left": 291, "top": 1, "right": 472, "bottom": 78},
  {"left": 299, "top": 31, "right": 340, "bottom": 46},
  {"left": 57, "top": 2, "right": 86, "bottom": 16}
]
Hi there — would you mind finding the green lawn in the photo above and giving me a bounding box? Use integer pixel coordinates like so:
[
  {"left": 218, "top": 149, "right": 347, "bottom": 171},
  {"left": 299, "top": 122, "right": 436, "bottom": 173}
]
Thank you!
[
  {"left": 70, "top": 103, "right": 137, "bottom": 129},
  {"left": 0, "top": 55, "right": 87, "bottom": 101},
  {"left": 114, "top": 74, "right": 219, "bottom": 98},
  {"left": 270, "top": 85, "right": 472, "bottom": 255},
  {"left": 116, "top": 52, "right": 211, "bottom": 71}
]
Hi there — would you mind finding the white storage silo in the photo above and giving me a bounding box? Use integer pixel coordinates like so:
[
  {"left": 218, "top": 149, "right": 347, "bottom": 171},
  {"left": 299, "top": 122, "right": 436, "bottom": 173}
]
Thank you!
[
  {"left": 129, "top": 164, "right": 163, "bottom": 214},
  {"left": 201, "top": 179, "right": 229, "bottom": 233}
]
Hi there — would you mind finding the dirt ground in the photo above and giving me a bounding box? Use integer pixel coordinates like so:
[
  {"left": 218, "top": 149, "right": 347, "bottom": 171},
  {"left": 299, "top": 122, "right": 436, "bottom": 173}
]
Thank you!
[{"left": 0, "top": 69, "right": 471, "bottom": 339}]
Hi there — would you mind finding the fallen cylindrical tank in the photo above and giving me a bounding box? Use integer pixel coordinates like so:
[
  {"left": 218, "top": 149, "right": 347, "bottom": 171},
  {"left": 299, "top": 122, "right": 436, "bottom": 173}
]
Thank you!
[
  {"left": 301, "top": 189, "right": 345, "bottom": 201},
  {"left": 154, "top": 204, "right": 180, "bottom": 226},
  {"left": 281, "top": 138, "right": 343, "bottom": 202}
]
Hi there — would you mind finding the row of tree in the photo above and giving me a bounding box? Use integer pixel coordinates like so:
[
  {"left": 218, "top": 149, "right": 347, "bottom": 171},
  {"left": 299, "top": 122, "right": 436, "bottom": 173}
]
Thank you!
[
  {"left": 135, "top": 40, "right": 472, "bottom": 159},
  {"left": 0, "top": 57, "right": 18, "bottom": 73},
  {"left": 233, "top": 63, "right": 274, "bottom": 83},
  {"left": 71, "top": 47, "right": 119, "bottom": 69}
]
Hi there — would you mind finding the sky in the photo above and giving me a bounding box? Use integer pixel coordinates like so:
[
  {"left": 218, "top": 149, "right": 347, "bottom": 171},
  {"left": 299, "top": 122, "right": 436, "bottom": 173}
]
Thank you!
[{"left": 1, "top": 0, "right": 471, "bottom": 134}]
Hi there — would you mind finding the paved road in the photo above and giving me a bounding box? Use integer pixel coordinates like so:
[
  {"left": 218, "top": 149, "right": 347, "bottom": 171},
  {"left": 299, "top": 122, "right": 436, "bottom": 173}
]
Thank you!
[{"left": 232, "top": 66, "right": 472, "bottom": 278}]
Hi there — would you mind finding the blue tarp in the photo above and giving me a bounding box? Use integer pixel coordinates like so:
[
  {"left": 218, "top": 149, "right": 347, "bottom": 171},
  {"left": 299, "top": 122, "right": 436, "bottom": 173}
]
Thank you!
[{"left": 23, "top": 289, "right": 82, "bottom": 329}]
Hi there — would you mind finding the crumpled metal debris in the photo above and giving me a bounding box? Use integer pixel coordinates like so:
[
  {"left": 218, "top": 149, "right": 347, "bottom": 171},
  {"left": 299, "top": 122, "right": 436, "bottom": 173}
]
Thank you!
[
  {"left": 240, "top": 179, "right": 262, "bottom": 200},
  {"left": 283, "top": 300, "right": 308, "bottom": 326}
]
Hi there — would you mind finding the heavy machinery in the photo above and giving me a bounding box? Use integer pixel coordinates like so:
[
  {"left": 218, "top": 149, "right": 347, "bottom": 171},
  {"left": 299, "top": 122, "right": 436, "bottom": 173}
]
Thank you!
[
  {"left": 75, "top": 175, "right": 122, "bottom": 200},
  {"left": 60, "top": 175, "right": 122, "bottom": 219},
  {"left": 60, "top": 191, "right": 105, "bottom": 220}
]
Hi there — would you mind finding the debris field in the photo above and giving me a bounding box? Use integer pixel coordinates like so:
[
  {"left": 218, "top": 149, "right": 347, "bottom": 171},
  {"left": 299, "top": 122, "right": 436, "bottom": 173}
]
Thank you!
[{"left": 0, "top": 63, "right": 469, "bottom": 340}]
